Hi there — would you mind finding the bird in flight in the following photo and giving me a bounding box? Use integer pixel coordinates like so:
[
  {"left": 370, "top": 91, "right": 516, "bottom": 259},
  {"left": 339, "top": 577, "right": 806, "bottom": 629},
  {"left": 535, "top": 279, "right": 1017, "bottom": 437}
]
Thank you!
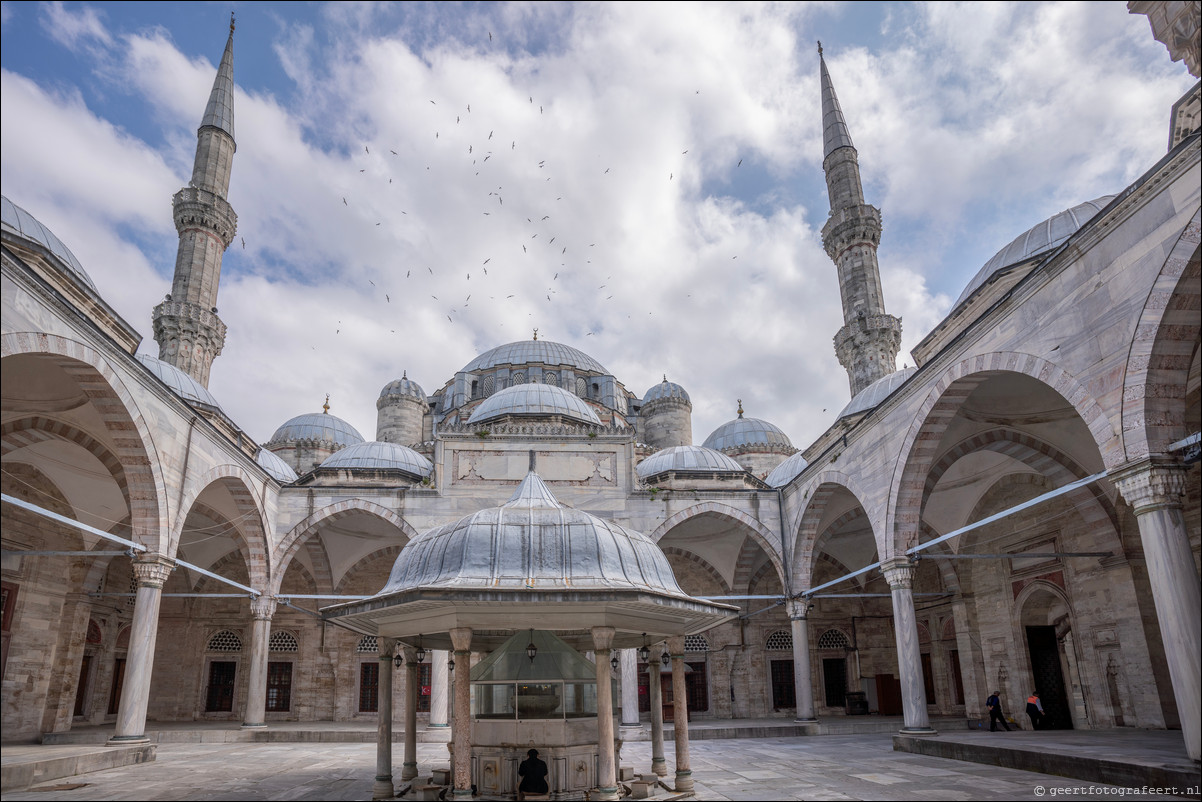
[
  {"left": 391, "top": 150, "right": 398, "bottom": 155},
  {"left": 386, "top": 294, "right": 390, "bottom": 302},
  {"left": 342, "top": 197, "right": 347, "bottom": 206},
  {"left": 241, "top": 237, "right": 245, "bottom": 249},
  {"left": 365, "top": 145, "right": 370, "bottom": 153}
]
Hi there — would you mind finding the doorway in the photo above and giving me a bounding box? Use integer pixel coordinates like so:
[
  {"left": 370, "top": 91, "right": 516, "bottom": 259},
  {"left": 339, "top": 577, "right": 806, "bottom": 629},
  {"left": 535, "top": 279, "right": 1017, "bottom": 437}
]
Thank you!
[{"left": 1025, "top": 626, "right": 1072, "bottom": 729}]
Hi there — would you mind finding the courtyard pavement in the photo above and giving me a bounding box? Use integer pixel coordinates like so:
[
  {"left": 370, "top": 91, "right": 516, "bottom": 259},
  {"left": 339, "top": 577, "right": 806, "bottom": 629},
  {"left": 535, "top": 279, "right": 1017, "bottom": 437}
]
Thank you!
[{"left": 3, "top": 733, "right": 1197, "bottom": 801}]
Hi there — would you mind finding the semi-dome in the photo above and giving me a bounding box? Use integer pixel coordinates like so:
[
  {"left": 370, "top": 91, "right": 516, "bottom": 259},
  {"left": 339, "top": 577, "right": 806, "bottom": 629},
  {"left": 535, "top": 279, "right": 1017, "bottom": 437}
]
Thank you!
[
  {"left": 268, "top": 412, "right": 365, "bottom": 447},
  {"left": 955, "top": 195, "right": 1115, "bottom": 308},
  {"left": 703, "top": 412, "right": 793, "bottom": 452},
  {"left": 468, "top": 383, "right": 601, "bottom": 425},
  {"left": 643, "top": 377, "right": 690, "bottom": 405},
  {"left": 461, "top": 338, "right": 609, "bottom": 375},
  {"left": 256, "top": 448, "right": 298, "bottom": 483},
  {"left": 636, "top": 445, "right": 744, "bottom": 478},
  {"left": 2, "top": 195, "right": 95, "bottom": 290},
  {"left": 380, "top": 472, "right": 686, "bottom": 595},
  {"left": 318, "top": 441, "right": 432, "bottom": 477},
  {"left": 136, "top": 354, "right": 221, "bottom": 409},
  {"left": 766, "top": 451, "right": 810, "bottom": 488},
  {"left": 379, "top": 373, "right": 426, "bottom": 401},
  {"left": 838, "top": 366, "right": 916, "bottom": 420}
]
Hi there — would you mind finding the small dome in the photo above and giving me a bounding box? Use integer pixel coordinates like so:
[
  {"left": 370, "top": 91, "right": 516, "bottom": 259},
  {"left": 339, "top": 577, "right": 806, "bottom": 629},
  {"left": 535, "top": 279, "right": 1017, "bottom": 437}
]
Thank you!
[
  {"left": 838, "top": 366, "right": 916, "bottom": 420},
  {"left": 268, "top": 412, "right": 365, "bottom": 447},
  {"left": 643, "top": 377, "right": 690, "bottom": 405},
  {"left": 703, "top": 415, "right": 792, "bottom": 452},
  {"left": 256, "top": 448, "right": 298, "bottom": 482},
  {"left": 318, "top": 441, "right": 432, "bottom": 478},
  {"left": 468, "top": 383, "right": 601, "bottom": 425},
  {"left": 379, "top": 472, "right": 686, "bottom": 595},
  {"left": 461, "top": 339, "right": 609, "bottom": 375},
  {"left": 379, "top": 373, "right": 426, "bottom": 401},
  {"left": 2, "top": 196, "right": 95, "bottom": 290},
  {"left": 766, "top": 451, "right": 809, "bottom": 488},
  {"left": 956, "top": 196, "right": 1115, "bottom": 307},
  {"left": 637, "top": 446, "right": 744, "bottom": 478},
  {"left": 136, "top": 354, "right": 221, "bottom": 409}
]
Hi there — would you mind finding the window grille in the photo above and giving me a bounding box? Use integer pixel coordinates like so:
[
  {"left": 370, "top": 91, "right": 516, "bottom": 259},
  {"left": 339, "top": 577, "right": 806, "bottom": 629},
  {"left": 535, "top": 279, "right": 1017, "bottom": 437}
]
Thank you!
[
  {"left": 684, "top": 634, "right": 708, "bottom": 652},
  {"left": 357, "top": 635, "right": 378, "bottom": 653},
  {"left": 575, "top": 377, "right": 587, "bottom": 397},
  {"left": 207, "top": 630, "right": 243, "bottom": 652},
  {"left": 269, "top": 631, "right": 299, "bottom": 652},
  {"left": 511, "top": 372, "right": 526, "bottom": 385},
  {"left": 817, "top": 629, "right": 849, "bottom": 650},
  {"left": 544, "top": 372, "right": 558, "bottom": 386},
  {"left": 482, "top": 375, "right": 495, "bottom": 397},
  {"left": 765, "top": 630, "right": 793, "bottom": 651}
]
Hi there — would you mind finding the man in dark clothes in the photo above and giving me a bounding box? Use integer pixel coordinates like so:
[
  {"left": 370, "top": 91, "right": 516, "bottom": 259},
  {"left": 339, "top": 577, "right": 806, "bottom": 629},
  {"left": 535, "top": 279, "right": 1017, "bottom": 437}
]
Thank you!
[
  {"left": 986, "top": 690, "right": 1011, "bottom": 731},
  {"left": 518, "top": 748, "right": 549, "bottom": 797}
]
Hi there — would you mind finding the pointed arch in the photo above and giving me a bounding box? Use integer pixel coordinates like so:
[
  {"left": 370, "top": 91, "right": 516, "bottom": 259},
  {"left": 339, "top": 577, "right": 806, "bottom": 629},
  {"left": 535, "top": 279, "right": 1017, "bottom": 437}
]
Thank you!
[
  {"left": 336, "top": 544, "right": 404, "bottom": 595},
  {"left": 172, "top": 465, "right": 270, "bottom": 588},
  {"left": 659, "top": 546, "right": 733, "bottom": 596},
  {"left": 649, "top": 501, "right": 784, "bottom": 589},
  {"left": 792, "top": 471, "right": 878, "bottom": 593}
]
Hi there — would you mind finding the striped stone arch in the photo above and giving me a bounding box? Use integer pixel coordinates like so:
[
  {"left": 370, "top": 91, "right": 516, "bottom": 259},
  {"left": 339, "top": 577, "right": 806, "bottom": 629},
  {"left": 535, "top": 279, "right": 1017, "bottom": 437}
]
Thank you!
[
  {"left": 1, "top": 333, "right": 167, "bottom": 549},
  {"left": 192, "top": 549, "right": 252, "bottom": 593},
  {"left": 272, "top": 499, "right": 419, "bottom": 596},
  {"left": 920, "top": 428, "right": 1120, "bottom": 541},
  {"left": 746, "top": 560, "right": 783, "bottom": 596},
  {"left": 917, "top": 523, "right": 963, "bottom": 596},
  {"left": 792, "top": 471, "right": 879, "bottom": 593},
  {"left": 301, "top": 539, "right": 336, "bottom": 596},
  {"left": 650, "top": 501, "right": 784, "bottom": 590},
  {"left": 1121, "top": 212, "right": 1201, "bottom": 460},
  {"left": 659, "top": 546, "right": 732, "bottom": 596},
  {"left": 2, "top": 418, "right": 129, "bottom": 502},
  {"left": 335, "top": 544, "right": 404, "bottom": 595},
  {"left": 887, "top": 352, "right": 1114, "bottom": 559},
  {"left": 185, "top": 501, "right": 255, "bottom": 586},
  {"left": 172, "top": 465, "right": 271, "bottom": 589}
]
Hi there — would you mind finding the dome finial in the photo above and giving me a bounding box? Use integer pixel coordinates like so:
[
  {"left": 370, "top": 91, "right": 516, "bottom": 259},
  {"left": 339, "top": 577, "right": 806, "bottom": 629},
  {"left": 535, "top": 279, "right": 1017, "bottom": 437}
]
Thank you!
[
  {"left": 737, "top": 399, "right": 744, "bottom": 418},
  {"left": 230, "top": 11, "right": 236, "bottom": 34},
  {"left": 323, "top": 394, "right": 330, "bottom": 414},
  {"left": 402, "top": 369, "right": 407, "bottom": 379},
  {"left": 817, "top": 39, "right": 822, "bottom": 57},
  {"left": 663, "top": 374, "right": 668, "bottom": 383},
  {"left": 532, "top": 327, "right": 539, "bottom": 341}
]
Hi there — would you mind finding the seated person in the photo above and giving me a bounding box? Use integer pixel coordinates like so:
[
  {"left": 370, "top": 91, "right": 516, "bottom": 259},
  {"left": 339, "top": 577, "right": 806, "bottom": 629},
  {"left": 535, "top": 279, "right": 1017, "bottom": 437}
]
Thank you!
[{"left": 518, "top": 748, "right": 549, "bottom": 797}]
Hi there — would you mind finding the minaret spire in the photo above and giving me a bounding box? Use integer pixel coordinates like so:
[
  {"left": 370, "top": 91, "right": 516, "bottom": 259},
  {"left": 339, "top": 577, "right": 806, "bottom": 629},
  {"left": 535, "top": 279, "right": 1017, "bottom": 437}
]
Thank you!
[
  {"left": 818, "top": 46, "right": 902, "bottom": 397},
  {"left": 152, "top": 19, "right": 238, "bottom": 387}
]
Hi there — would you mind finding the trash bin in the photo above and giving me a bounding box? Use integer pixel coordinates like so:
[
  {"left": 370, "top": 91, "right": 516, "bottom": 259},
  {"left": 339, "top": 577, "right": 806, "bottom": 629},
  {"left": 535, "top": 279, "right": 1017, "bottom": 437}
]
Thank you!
[{"left": 845, "top": 691, "right": 868, "bottom": 715}]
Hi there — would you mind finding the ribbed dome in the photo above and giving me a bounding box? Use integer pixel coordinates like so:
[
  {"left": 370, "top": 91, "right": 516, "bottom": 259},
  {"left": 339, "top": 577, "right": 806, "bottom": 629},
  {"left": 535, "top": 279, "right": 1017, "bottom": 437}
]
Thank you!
[
  {"left": 256, "top": 448, "right": 298, "bottom": 482},
  {"left": 703, "top": 416, "right": 792, "bottom": 452},
  {"left": 136, "top": 354, "right": 221, "bottom": 409},
  {"left": 379, "top": 374, "right": 426, "bottom": 401},
  {"left": 468, "top": 383, "right": 601, "bottom": 425},
  {"left": 268, "top": 412, "right": 365, "bottom": 447},
  {"left": 461, "top": 339, "right": 609, "bottom": 375},
  {"left": 766, "top": 451, "right": 810, "bottom": 488},
  {"left": 318, "top": 441, "right": 432, "bottom": 477},
  {"left": 637, "top": 446, "right": 744, "bottom": 478},
  {"left": 956, "top": 196, "right": 1115, "bottom": 307},
  {"left": 2, "top": 196, "right": 95, "bottom": 290},
  {"left": 643, "top": 377, "right": 690, "bottom": 405},
  {"left": 838, "top": 367, "right": 916, "bottom": 420},
  {"left": 378, "top": 472, "right": 687, "bottom": 595}
]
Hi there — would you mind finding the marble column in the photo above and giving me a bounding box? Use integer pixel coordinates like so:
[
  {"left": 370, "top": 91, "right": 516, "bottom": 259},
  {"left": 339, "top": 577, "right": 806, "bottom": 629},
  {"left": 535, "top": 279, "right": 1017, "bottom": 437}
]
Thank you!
[
  {"left": 787, "top": 600, "right": 817, "bottom": 722},
  {"left": 108, "top": 554, "right": 174, "bottom": 745},
  {"left": 402, "top": 646, "right": 420, "bottom": 781},
  {"left": 449, "top": 628, "right": 473, "bottom": 798},
  {"left": 881, "top": 557, "right": 935, "bottom": 734},
  {"left": 649, "top": 648, "right": 667, "bottom": 777},
  {"left": 592, "top": 627, "right": 619, "bottom": 801},
  {"left": 373, "top": 637, "right": 397, "bottom": 800},
  {"left": 667, "top": 636, "right": 693, "bottom": 793},
  {"left": 242, "top": 596, "right": 276, "bottom": 729},
  {"left": 1113, "top": 461, "right": 1200, "bottom": 761},
  {"left": 429, "top": 650, "right": 450, "bottom": 729},
  {"left": 620, "top": 648, "right": 640, "bottom": 735}
]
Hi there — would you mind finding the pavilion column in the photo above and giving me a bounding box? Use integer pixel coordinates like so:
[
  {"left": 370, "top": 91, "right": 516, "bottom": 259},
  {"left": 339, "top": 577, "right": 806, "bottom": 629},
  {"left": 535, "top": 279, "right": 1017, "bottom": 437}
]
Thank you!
[
  {"left": 449, "top": 627, "right": 473, "bottom": 798},
  {"left": 788, "top": 600, "right": 817, "bottom": 722},
  {"left": 242, "top": 596, "right": 276, "bottom": 729},
  {"left": 620, "top": 648, "right": 640, "bottom": 734},
  {"left": 649, "top": 647, "right": 667, "bottom": 777},
  {"left": 1113, "top": 460, "right": 1200, "bottom": 761},
  {"left": 667, "top": 635, "right": 693, "bottom": 793},
  {"left": 430, "top": 650, "right": 450, "bottom": 729},
  {"left": 374, "top": 637, "right": 397, "bottom": 800},
  {"left": 881, "top": 557, "right": 935, "bottom": 734},
  {"left": 591, "top": 626, "right": 619, "bottom": 801},
  {"left": 108, "top": 554, "right": 174, "bottom": 745},
  {"left": 402, "top": 646, "right": 419, "bottom": 781}
]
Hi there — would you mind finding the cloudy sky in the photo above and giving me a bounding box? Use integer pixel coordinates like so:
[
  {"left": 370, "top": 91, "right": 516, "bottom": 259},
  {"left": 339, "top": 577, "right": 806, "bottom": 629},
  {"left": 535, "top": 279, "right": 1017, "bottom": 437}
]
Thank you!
[{"left": 1, "top": 1, "right": 1193, "bottom": 450}]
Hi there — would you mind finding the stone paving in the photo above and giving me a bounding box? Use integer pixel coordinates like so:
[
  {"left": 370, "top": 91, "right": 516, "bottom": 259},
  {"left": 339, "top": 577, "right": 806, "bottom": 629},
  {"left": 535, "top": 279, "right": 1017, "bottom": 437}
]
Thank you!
[{"left": 3, "top": 734, "right": 1196, "bottom": 801}]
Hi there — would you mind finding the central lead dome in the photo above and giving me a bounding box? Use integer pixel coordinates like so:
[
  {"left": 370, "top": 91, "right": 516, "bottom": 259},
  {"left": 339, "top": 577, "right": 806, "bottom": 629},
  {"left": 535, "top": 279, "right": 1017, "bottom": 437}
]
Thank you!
[{"left": 460, "top": 339, "right": 610, "bottom": 375}]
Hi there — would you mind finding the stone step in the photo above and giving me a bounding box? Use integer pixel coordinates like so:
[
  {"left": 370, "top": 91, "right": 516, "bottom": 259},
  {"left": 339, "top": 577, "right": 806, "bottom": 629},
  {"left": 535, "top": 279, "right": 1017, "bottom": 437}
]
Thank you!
[{"left": 0, "top": 744, "right": 156, "bottom": 792}]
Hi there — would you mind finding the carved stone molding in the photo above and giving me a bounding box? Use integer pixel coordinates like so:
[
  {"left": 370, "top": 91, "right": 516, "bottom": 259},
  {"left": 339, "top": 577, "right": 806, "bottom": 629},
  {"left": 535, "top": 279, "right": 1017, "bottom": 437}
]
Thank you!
[{"left": 1111, "top": 458, "right": 1188, "bottom": 513}]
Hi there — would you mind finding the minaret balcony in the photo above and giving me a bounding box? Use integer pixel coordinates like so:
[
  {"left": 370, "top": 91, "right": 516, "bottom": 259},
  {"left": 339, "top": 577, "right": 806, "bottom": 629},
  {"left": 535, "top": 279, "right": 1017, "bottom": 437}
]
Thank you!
[
  {"left": 172, "top": 187, "right": 237, "bottom": 246},
  {"left": 821, "top": 204, "right": 882, "bottom": 257}
]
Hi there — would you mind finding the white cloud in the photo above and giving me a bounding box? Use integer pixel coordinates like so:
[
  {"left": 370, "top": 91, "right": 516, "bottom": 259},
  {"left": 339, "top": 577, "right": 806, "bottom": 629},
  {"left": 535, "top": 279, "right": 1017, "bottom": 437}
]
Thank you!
[{"left": 39, "top": 1, "right": 112, "bottom": 53}]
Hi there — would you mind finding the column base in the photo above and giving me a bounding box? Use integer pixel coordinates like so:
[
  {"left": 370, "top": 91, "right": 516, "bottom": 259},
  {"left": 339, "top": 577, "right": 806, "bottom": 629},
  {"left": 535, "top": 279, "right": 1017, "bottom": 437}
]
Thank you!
[
  {"left": 651, "top": 757, "right": 668, "bottom": 777},
  {"left": 593, "top": 785, "right": 620, "bottom": 801},
  {"left": 899, "top": 726, "right": 939, "bottom": 736},
  {"left": 106, "top": 734, "right": 150, "bottom": 746},
  {"left": 794, "top": 716, "right": 818, "bottom": 723},
  {"left": 240, "top": 722, "right": 267, "bottom": 730},
  {"left": 451, "top": 790, "right": 474, "bottom": 799},
  {"left": 674, "top": 769, "right": 694, "bottom": 792},
  {"left": 371, "top": 776, "right": 394, "bottom": 800},
  {"left": 401, "top": 762, "right": 419, "bottom": 781}
]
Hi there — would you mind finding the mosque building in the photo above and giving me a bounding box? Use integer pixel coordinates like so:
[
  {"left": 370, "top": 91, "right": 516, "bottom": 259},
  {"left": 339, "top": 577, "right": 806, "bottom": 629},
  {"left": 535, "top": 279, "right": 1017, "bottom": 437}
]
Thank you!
[{"left": 1, "top": 2, "right": 1199, "bottom": 791}]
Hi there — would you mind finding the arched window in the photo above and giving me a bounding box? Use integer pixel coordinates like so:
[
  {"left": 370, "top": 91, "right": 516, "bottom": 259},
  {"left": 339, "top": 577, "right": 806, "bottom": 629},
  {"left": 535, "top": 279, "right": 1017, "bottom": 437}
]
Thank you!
[
  {"left": 207, "top": 630, "right": 243, "bottom": 652},
  {"left": 482, "top": 375, "right": 495, "bottom": 397},
  {"left": 511, "top": 372, "right": 526, "bottom": 385},
  {"left": 817, "top": 629, "right": 849, "bottom": 650},
  {"left": 86, "top": 619, "right": 103, "bottom": 645},
  {"left": 684, "top": 634, "right": 708, "bottom": 652},
  {"left": 575, "top": 377, "right": 587, "bottom": 397},
  {"left": 471, "top": 380, "right": 480, "bottom": 399},
  {"left": 357, "top": 635, "right": 378, "bottom": 653},
  {"left": 269, "top": 631, "right": 299, "bottom": 652},
  {"left": 765, "top": 630, "right": 792, "bottom": 651},
  {"left": 544, "top": 372, "right": 558, "bottom": 386},
  {"left": 116, "top": 627, "right": 130, "bottom": 651}
]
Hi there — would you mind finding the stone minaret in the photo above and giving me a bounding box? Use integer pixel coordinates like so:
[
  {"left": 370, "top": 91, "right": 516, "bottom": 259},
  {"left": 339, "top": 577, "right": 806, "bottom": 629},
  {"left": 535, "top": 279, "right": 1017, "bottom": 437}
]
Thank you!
[
  {"left": 152, "top": 18, "right": 238, "bottom": 387},
  {"left": 819, "top": 43, "right": 902, "bottom": 397}
]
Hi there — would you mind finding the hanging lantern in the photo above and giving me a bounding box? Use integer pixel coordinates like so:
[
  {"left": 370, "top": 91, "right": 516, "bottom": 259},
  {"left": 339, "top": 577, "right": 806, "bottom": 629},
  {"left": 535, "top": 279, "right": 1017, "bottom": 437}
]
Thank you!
[
  {"left": 638, "top": 634, "right": 650, "bottom": 663},
  {"left": 660, "top": 651, "right": 671, "bottom": 668},
  {"left": 525, "top": 629, "right": 538, "bottom": 663},
  {"left": 415, "top": 636, "right": 426, "bottom": 664},
  {"left": 610, "top": 653, "right": 620, "bottom": 671},
  {"left": 393, "top": 651, "right": 404, "bottom": 669}
]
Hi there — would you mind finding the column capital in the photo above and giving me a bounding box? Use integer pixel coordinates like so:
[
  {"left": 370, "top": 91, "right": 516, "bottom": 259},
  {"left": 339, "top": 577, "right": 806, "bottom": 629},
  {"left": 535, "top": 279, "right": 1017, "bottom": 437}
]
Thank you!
[
  {"left": 378, "top": 636, "right": 397, "bottom": 659},
  {"left": 249, "top": 595, "right": 276, "bottom": 620},
  {"left": 666, "top": 635, "right": 685, "bottom": 656},
  {"left": 591, "top": 625, "right": 616, "bottom": 652},
  {"left": 1110, "top": 459, "right": 1188, "bottom": 514},
  {"left": 787, "top": 598, "right": 812, "bottom": 620},
  {"left": 880, "top": 556, "right": 915, "bottom": 589},
  {"left": 449, "top": 626, "right": 472, "bottom": 653},
  {"left": 131, "top": 554, "right": 175, "bottom": 588}
]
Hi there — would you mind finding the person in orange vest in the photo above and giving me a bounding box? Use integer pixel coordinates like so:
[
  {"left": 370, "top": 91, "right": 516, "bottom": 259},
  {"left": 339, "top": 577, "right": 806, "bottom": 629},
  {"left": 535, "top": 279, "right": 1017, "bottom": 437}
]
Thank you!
[{"left": 1026, "top": 692, "right": 1045, "bottom": 730}]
